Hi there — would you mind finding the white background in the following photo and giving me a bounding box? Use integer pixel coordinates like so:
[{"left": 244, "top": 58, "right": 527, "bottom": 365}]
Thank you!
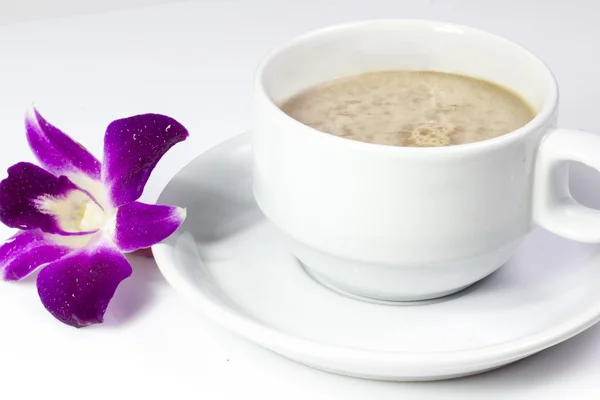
[
  {"left": 0, "top": 0, "right": 178, "bottom": 24},
  {"left": 1, "top": 0, "right": 600, "bottom": 398}
]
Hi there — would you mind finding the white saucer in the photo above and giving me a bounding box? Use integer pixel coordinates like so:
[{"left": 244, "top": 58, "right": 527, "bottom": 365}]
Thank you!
[{"left": 153, "top": 133, "right": 600, "bottom": 381}]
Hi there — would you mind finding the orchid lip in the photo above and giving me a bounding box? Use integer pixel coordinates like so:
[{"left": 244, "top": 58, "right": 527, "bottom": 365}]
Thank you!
[{"left": 0, "top": 162, "right": 101, "bottom": 236}]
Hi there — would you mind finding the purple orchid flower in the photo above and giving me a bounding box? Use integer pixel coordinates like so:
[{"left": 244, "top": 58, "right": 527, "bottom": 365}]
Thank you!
[{"left": 0, "top": 107, "right": 188, "bottom": 328}]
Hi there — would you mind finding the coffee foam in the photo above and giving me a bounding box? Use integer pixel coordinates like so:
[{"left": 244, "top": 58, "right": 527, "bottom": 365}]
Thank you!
[{"left": 280, "top": 71, "right": 535, "bottom": 147}]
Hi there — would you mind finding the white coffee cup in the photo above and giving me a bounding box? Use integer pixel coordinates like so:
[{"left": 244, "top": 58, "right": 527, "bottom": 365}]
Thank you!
[{"left": 252, "top": 19, "right": 600, "bottom": 302}]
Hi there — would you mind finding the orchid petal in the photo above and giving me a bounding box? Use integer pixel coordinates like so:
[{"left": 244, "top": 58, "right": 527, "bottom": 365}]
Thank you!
[
  {"left": 0, "top": 162, "right": 102, "bottom": 236},
  {"left": 111, "top": 201, "right": 186, "bottom": 252},
  {"left": 25, "top": 107, "right": 105, "bottom": 207},
  {"left": 26, "top": 106, "right": 101, "bottom": 180},
  {"left": 0, "top": 230, "right": 71, "bottom": 281},
  {"left": 36, "top": 236, "right": 132, "bottom": 327},
  {"left": 102, "top": 114, "right": 188, "bottom": 208}
]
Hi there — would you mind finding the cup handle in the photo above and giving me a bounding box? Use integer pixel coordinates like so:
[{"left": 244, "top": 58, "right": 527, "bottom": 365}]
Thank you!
[{"left": 534, "top": 128, "right": 600, "bottom": 242}]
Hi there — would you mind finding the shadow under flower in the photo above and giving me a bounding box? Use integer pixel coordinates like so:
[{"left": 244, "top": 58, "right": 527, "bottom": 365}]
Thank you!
[{"left": 102, "top": 253, "right": 166, "bottom": 326}]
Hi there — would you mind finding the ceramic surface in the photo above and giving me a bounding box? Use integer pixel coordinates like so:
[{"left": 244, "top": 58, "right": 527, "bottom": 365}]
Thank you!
[
  {"left": 154, "top": 134, "right": 600, "bottom": 381},
  {"left": 253, "top": 20, "right": 581, "bottom": 301}
]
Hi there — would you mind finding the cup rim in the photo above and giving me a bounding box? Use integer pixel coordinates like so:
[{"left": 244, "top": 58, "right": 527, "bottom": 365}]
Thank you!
[{"left": 255, "top": 19, "right": 559, "bottom": 155}]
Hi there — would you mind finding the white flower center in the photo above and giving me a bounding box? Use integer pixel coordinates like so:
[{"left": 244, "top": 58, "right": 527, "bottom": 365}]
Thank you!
[
  {"left": 36, "top": 191, "right": 108, "bottom": 233},
  {"left": 36, "top": 190, "right": 107, "bottom": 233},
  {"left": 79, "top": 200, "right": 107, "bottom": 232}
]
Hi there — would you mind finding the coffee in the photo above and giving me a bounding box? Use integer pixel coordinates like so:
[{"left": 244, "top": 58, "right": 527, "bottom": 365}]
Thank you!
[{"left": 279, "top": 71, "right": 536, "bottom": 147}]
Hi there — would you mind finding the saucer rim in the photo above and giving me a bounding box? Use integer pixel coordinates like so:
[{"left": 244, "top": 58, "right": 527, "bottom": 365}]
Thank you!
[{"left": 153, "top": 132, "right": 600, "bottom": 374}]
